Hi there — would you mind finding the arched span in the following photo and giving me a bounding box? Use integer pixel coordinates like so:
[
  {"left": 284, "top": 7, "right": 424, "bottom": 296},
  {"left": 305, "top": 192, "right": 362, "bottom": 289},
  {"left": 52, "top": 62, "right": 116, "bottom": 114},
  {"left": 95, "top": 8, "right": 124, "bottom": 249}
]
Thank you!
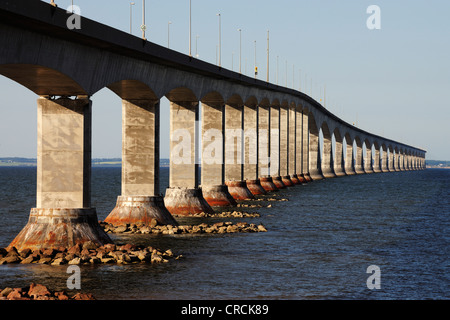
[
  {"left": 0, "top": 63, "right": 86, "bottom": 96},
  {"left": 165, "top": 86, "right": 198, "bottom": 103},
  {"left": 107, "top": 79, "right": 158, "bottom": 100}
]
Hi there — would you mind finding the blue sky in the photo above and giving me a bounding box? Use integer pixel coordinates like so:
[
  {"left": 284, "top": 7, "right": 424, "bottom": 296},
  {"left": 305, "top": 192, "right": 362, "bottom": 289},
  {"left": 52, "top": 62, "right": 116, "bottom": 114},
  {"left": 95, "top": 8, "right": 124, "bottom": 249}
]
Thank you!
[{"left": 0, "top": 0, "right": 449, "bottom": 160}]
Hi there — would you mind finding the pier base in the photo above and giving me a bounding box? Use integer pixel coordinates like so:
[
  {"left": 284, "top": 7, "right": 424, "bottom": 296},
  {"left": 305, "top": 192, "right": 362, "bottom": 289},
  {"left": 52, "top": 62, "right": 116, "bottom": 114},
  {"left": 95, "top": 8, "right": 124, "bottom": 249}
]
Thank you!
[
  {"left": 259, "top": 177, "right": 278, "bottom": 192},
  {"left": 104, "top": 196, "right": 178, "bottom": 226},
  {"left": 272, "top": 176, "right": 286, "bottom": 189},
  {"left": 297, "top": 174, "right": 307, "bottom": 184},
  {"left": 290, "top": 174, "right": 301, "bottom": 185},
  {"left": 225, "top": 181, "right": 255, "bottom": 200},
  {"left": 8, "top": 208, "right": 112, "bottom": 252},
  {"left": 202, "top": 185, "right": 237, "bottom": 207},
  {"left": 282, "top": 176, "right": 294, "bottom": 187},
  {"left": 246, "top": 179, "right": 267, "bottom": 195},
  {"left": 309, "top": 169, "right": 325, "bottom": 181},
  {"left": 164, "top": 188, "right": 214, "bottom": 216},
  {"left": 303, "top": 173, "right": 313, "bottom": 182}
]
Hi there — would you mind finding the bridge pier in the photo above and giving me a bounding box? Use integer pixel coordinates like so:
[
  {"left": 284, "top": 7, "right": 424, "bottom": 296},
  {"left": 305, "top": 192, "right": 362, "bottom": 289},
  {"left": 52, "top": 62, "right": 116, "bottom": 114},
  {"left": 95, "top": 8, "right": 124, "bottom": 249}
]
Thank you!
[
  {"left": 288, "top": 104, "right": 300, "bottom": 185},
  {"left": 104, "top": 99, "right": 177, "bottom": 226},
  {"left": 322, "top": 135, "right": 337, "bottom": 179},
  {"left": 258, "top": 104, "right": 279, "bottom": 192},
  {"left": 388, "top": 151, "right": 395, "bottom": 172},
  {"left": 373, "top": 148, "right": 382, "bottom": 173},
  {"left": 200, "top": 100, "right": 237, "bottom": 207},
  {"left": 334, "top": 139, "right": 347, "bottom": 177},
  {"left": 224, "top": 102, "right": 255, "bottom": 200},
  {"left": 354, "top": 143, "right": 365, "bottom": 174},
  {"left": 364, "top": 147, "right": 374, "bottom": 174},
  {"left": 345, "top": 141, "right": 356, "bottom": 175},
  {"left": 164, "top": 100, "right": 214, "bottom": 215},
  {"left": 309, "top": 128, "right": 324, "bottom": 180},
  {"left": 270, "top": 105, "right": 287, "bottom": 188},
  {"left": 244, "top": 103, "right": 266, "bottom": 195},
  {"left": 9, "top": 97, "right": 112, "bottom": 251},
  {"left": 280, "top": 105, "right": 294, "bottom": 186}
]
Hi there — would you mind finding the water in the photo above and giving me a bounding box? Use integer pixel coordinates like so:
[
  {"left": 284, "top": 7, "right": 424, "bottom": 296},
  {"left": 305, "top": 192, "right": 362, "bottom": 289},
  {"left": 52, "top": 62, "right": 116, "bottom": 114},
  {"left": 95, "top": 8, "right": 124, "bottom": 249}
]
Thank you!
[{"left": 0, "top": 167, "right": 449, "bottom": 300}]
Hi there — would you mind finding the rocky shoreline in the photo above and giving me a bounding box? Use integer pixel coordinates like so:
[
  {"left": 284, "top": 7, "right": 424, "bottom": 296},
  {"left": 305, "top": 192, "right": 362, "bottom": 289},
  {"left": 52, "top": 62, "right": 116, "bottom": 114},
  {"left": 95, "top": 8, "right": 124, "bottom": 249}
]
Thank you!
[
  {"left": 100, "top": 221, "right": 268, "bottom": 235},
  {"left": 0, "top": 283, "right": 95, "bottom": 300},
  {"left": 0, "top": 242, "right": 182, "bottom": 266}
]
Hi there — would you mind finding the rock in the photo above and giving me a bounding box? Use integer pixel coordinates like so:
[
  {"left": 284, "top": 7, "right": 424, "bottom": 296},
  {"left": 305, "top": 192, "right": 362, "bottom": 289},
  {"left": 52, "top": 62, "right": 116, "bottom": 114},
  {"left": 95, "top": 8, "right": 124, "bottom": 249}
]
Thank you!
[
  {"left": 20, "top": 256, "right": 35, "bottom": 264},
  {"left": 42, "top": 248, "right": 57, "bottom": 258},
  {"left": 38, "top": 257, "right": 53, "bottom": 264},
  {"left": 82, "top": 241, "right": 98, "bottom": 250},
  {"left": 1, "top": 255, "right": 21, "bottom": 264},
  {"left": 51, "top": 258, "right": 66, "bottom": 265},
  {"left": 0, "top": 287, "right": 13, "bottom": 297},
  {"left": 55, "top": 291, "right": 70, "bottom": 300},
  {"left": 67, "top": 244, "right": 82, "bottom": 255},
  {"left": 72, "top": 293, "right": 95, "bottom": 300},
  {"left": 68, "top": 257, "right": 81, "bottom": 265},
  {"left": 257, "top": 225, "right": 268, "bottom": 232},
  {"left": 115, "top": 225, "right": 128, "bottom": 233},
  {"left": 7, "top": 288, "right": 24, "bottom": 300},
  {"left": 28, "top": 283, "right": 51, "bottom": 299}
]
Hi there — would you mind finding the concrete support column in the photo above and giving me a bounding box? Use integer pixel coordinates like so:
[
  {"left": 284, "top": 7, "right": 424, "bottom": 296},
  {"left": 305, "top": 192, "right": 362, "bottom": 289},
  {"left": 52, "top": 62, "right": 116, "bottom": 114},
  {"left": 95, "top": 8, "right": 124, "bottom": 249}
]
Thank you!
[
  {"left": 381, "top": 149, "right": 389, "bottom": 172},
  {"left": 105, "top": 99, "right": 177, "bottom": 226},
  {"left": 354, "top": 143, "right": 365, "bottom": 174},
  {"left": 345, "top": 142, "right": 356, "bottom": 175},
  {"left": 270, "top": 105, "right": 286, "bottom": 188},
  {"left": 244, "top": 104, "right": 266, "bottom": 195},
  {"left": 399, "top": 153, "right": 405, "bottom": 171},
  {"left": 364, "top": 147, "right": 374, "bottom": 173},
  {"left": 321, "top": 136, "right": 336, "bottom": 178},
  {"left": 373, "top": 148, "right": 381, "bottom": 173},
  {"left": 309, "top": 130, "right": 323, "bottom": 180},
  {"left": 164, "top": 101, "right": 214, "bottom": 215},
  {"left": 200, "top": 102, "right": 237, "bottom": 207},
  {"left": 405, "top": 155, "right": 410, "bottom": 170},
  {"left": 258, "top": 105, "right": 278, "bottom": 192},
  {"left": 280, "top": 105, "right": 293, "bottom": 186},
  {"left": 334, "top": 139, "right": 346, "bottom": 177},
  {"left": 288, "top": 105, "right": 300, "bottom": 184},
  {"left": 9, "top": 97, "right": 112, "bottom": 251},
  {"left": 295, "top": 107, "right": 306, "bottom": 183},
  {"left": 388, "top": 151, "right": 395, "bottom": 172},
  {"left": 224, "top": 103, "right": 255, "bottom": 200},
  {"left": 302, "top": 111, "right": 312, "bottom": 181}
]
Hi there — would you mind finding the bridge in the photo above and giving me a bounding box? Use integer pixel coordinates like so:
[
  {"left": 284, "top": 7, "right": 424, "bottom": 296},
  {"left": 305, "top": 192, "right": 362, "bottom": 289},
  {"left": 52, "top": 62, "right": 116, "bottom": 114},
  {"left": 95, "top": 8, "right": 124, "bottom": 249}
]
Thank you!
[{"left": 1, "top": 1, "right": 426, "bottom": 251}]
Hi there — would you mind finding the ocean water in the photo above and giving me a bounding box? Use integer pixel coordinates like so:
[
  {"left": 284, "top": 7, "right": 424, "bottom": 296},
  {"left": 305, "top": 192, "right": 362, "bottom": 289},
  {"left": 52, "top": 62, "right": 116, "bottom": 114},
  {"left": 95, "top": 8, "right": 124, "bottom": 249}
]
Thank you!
[{"left": 0, "top": 167, "right": 448, "bottom": 300}]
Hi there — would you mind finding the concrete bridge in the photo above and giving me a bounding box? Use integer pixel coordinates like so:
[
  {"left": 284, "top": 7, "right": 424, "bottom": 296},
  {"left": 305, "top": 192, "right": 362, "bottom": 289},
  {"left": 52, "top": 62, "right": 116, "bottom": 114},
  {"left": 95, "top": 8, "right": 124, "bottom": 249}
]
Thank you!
[{"left": 0, "top": 1, "right": 426, "bottom": 251}]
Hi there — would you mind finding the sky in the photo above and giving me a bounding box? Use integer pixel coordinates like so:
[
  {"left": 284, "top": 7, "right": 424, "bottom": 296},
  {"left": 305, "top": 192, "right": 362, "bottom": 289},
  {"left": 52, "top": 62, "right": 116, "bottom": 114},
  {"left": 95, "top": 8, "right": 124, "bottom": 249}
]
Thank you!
[{"left": 0, "top": 0, "right": 449, "bottom": 160}]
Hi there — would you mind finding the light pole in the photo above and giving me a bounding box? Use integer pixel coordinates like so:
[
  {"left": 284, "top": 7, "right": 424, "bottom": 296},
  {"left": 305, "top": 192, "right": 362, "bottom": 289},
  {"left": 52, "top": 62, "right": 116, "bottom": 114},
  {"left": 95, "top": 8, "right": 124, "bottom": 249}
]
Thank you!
[
  {"left": 217, "top": 13, "right": 221, "bottom": 67},
  {"left": 141, "top": 0, "right": 146, "bottom": 40},
  {"left": 196, "top": 35, "right": 199, "bottom": 58},
  {"left": 238, "top": 29, "right": 242, "bottom": 74},
  {"left": 130, "top": 2, "right": 135, "bottom": 34},
  {"left": 254, "top": 40, "right": 257, "bottom": 78},
  {"left": 267, "top": 30, "right": 269, "bottom": 82},
  {"left": 189, "top": 0, "right": 192, "bottom": 56},
  {"left": 168, "top": 21, "right": 172, "bottom": 48}
]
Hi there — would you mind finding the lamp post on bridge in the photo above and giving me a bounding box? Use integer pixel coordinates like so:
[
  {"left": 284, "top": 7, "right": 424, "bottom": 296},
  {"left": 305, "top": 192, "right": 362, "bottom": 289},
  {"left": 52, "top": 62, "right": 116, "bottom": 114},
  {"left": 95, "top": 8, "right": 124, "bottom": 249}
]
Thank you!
[
  {"left": 141, "top": 0, "right": 147, "bottom": 40},
  {"left": 130, "top": 2, "right": 135, "bottom": 34}
]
